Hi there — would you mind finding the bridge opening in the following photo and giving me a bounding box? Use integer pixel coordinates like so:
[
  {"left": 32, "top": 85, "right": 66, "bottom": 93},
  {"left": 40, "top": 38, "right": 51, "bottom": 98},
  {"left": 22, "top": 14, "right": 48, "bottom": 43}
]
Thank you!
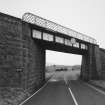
[{"left": 46, "top": 50, "right": 82, "bottom": 81}]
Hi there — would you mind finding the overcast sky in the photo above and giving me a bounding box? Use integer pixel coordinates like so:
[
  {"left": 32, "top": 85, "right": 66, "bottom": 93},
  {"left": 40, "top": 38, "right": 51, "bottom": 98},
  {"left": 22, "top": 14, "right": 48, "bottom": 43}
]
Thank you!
[{"left": 0, "top": 0, "right": 105, "bottom": 65}]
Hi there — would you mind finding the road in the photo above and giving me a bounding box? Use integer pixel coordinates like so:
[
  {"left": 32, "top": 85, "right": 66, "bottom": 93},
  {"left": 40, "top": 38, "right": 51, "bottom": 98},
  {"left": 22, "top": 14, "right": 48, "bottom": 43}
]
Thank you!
[{"left": 21, "top": 72, "right": 105, "bottom": 105}]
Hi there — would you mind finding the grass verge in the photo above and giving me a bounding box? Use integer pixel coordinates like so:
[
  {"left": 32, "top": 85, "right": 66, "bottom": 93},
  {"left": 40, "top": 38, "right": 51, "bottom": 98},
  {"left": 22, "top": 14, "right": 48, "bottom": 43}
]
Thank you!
[{"left": 0, "top": 87, "right": 30, "bottom": 105}]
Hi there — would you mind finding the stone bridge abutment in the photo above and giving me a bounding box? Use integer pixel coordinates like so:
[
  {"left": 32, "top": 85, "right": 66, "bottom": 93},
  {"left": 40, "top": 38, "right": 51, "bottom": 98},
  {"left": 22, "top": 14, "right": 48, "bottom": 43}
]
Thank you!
[
  {"left": 0, "top": 13, "right": 45, "bottom": 93},
  {"left": 81, "top": 45, "right": 102, "bottom": 81}
]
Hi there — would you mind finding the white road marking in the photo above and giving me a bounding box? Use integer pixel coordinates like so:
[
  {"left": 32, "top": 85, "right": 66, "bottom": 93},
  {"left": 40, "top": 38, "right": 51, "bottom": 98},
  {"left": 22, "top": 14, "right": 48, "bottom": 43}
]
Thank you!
[
  {"left": 85, "top": 83, "right": 105, "bottom": 95},
  {"left": 49, "top": 78, "right": 59, "bottom": 82},
  {"left": 64, "top": 80, "right": 79, "bottom": 105},
  {"left": 20, "top": 80, "right": 50, "bottom": 105},
  {"left": 68, "top": 87, "right": 79, "bottom": 105}
]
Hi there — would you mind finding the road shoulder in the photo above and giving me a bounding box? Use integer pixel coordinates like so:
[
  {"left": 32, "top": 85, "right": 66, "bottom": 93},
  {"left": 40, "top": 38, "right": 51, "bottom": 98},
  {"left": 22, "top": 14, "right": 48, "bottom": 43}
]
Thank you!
[
  {"left": 88, "top": 80, "right": 105, "bottom": 93},
  {"left": 20, "top": 80, "right": 49, "bottom": 105}
]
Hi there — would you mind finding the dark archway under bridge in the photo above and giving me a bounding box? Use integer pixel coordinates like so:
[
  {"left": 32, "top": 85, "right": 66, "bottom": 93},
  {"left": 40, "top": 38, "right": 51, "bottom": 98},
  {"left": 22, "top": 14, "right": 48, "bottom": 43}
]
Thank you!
[{"left": 0, "top": 12, "right": 104, "bottom": 93}]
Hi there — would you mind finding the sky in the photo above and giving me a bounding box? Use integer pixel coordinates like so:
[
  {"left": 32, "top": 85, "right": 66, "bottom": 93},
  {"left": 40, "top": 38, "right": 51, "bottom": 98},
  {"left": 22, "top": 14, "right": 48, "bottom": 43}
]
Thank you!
[{"left": 0, "top": 0, "right": 105, "bottom": 65}]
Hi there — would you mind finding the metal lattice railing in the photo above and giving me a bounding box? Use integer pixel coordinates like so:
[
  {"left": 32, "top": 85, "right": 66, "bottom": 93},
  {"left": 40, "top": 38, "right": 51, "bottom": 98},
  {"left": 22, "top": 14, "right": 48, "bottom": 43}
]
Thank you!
[{"left": 22, "top": 13, "right": 97, "bottom": 44}]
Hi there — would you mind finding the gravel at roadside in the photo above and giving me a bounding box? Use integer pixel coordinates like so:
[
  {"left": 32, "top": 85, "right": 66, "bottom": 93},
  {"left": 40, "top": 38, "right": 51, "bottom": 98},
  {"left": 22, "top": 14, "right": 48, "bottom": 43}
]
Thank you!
[{"left": 89, "top": 80, "right": 105, "bottom": 92}]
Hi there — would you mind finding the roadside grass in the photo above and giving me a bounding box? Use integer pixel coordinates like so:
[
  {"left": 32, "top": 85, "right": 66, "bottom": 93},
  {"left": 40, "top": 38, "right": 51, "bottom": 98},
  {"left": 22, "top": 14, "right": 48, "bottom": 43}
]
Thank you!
[
  {"left": 0, "top": 87, "right": 30, "bottom": 105},
  {"left": 45, "top": 71, "right": 55, "bottom": 81}
]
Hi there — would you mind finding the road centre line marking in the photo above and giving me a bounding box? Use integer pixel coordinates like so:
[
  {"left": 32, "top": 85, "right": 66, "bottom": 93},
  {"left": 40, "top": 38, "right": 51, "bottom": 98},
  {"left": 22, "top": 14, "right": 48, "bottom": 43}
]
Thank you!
[
  {"left": 68, "top": 87, "right": 79, "bottom": 105},
  {"left": 85, "top": 82, "right": 105, "bottom": 96},
  {"left": 20, "top": 80, "right": 49, "bottom": 105},
  {"left": 64, "top": 80, "right": 79, "bottom": 105}
]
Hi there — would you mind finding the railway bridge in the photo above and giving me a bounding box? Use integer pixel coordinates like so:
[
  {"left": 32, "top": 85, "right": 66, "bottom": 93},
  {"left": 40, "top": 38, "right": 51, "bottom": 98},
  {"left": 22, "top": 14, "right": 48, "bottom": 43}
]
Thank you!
[{"left": 0, "top": 12, "right": 105, "bottom": 93}]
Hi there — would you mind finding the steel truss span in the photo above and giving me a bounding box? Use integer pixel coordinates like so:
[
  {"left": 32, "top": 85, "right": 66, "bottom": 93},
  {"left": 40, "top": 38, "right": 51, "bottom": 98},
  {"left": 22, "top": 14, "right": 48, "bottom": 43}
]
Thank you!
[{"left": 22, "top": 12, "right": 97, "bottom": 45}]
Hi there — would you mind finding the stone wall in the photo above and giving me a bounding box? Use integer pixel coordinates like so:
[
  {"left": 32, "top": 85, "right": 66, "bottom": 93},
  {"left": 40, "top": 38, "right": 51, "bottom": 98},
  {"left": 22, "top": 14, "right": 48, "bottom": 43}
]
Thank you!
[
  {"left": 88, "top": 45, "right": 99, "bottom": 80},
  {"left": 0, "top": 13, "right": 45, "bottom": 93},
  {"left": 22, "top": 22, "right": 45, "bottom": 93},
  {"left": 81, "top": 45, "right": 101, "bottom": 81},
  {"left": 81, "top": 45, "right": 105, "bottom": 81},
  {"left": 0, "top": 13, "right": 23, "bottom": 87},
  {"left": 81, "top": 54, "right": 89, "bottom": 81},
  {"left": 100, "top": 48, "right": 105, "bottom": 80}
]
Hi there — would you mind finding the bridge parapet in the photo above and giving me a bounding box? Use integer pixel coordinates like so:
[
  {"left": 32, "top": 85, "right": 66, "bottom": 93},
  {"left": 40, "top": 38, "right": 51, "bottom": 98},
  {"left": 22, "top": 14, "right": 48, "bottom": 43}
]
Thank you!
[{"left": 22, "top": 13, "right": 97, "bottom": 45}]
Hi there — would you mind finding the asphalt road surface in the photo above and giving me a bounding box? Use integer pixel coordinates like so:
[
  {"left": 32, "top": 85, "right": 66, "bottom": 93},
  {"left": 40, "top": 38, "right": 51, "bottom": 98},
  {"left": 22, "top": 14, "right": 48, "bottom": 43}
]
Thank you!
[{"left": 21, "top": 72, "right": 105, "bottom": 105}]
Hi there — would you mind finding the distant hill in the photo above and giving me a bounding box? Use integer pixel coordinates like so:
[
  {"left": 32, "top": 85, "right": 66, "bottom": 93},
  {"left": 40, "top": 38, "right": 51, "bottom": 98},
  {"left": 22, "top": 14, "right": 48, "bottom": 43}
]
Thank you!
[
  {"left": 72, "top": 65, "right": 81, "bottom": 70},
  {"left": 46, "top": 64, "right": 81, "bottom": 72}
]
